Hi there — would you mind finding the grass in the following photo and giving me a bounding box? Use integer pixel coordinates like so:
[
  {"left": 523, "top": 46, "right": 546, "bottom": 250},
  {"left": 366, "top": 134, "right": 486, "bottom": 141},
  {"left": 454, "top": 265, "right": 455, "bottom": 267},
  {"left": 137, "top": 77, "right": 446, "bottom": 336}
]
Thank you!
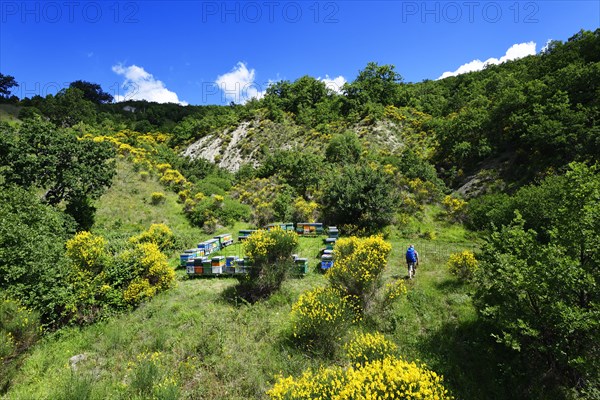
[
  {"left": 3, "top": 160, "right": 500, "bottom": 399},
  {"left": 93, "top": 159, "right": 196, "bottom": 238}
]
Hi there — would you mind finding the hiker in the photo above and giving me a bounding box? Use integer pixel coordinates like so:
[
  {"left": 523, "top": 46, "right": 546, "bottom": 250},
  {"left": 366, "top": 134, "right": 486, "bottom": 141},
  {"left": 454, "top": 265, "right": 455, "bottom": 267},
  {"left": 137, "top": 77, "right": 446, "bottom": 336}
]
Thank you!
[{"left": 406, "top": 244, "right": 419, "bottom": 279}]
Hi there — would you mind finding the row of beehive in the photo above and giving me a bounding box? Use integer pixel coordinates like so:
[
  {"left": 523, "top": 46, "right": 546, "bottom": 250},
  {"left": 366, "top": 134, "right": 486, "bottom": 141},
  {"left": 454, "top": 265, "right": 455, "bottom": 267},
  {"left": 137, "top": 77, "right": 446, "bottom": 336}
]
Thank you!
[
  {"left": 180, "top": 226, "right": 337, "bottom": 277},
  {"left": 179, "top": 233, "right": 234, "bottom": 267},
  {"left": 186, "top": 255, "right": 309, "bottom": 276},
  {"left": 320, "top": 226, "right": 338, "bottom": 270},
  {"left": 238, "top": 223, "right": 335, "bottom": 241},
  {"left": 186, "top": 255, "right": 250, "bottom": 276}
]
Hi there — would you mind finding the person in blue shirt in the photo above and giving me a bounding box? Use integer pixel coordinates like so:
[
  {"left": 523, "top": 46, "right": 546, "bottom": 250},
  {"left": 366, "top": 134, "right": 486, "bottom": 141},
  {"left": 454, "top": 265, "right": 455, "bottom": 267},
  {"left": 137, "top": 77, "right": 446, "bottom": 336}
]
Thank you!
[{"left": 406, "top": 244, "right": 419, "bottom": 279}]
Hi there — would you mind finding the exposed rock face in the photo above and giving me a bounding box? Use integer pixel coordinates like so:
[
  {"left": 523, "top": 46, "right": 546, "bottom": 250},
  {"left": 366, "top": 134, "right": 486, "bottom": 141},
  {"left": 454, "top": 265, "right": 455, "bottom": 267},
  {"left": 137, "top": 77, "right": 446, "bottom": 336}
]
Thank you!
[
  {"left": 182, "top": 122, "right": 256, "bottom": 172},
  {"left": 181, "top": 118, "right": 410, "bottom": 172}
]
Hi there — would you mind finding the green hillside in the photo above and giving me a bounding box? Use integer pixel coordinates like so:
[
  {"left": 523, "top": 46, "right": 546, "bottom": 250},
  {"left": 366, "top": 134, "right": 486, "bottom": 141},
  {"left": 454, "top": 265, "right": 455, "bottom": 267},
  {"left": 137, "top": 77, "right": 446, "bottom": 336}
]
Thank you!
[
  {"left": 1, "top": 29, "right": 599, "bottom": 400},
  {"left": 5, "top": 162, "right": 481, "bottom": 399}
]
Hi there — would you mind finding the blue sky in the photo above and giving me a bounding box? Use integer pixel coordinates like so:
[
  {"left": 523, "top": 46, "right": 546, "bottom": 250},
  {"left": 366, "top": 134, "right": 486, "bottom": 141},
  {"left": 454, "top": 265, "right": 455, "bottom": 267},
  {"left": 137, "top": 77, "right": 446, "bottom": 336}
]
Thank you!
[{"left": 1, "top": 1, "right": 598, "bottom": 105}]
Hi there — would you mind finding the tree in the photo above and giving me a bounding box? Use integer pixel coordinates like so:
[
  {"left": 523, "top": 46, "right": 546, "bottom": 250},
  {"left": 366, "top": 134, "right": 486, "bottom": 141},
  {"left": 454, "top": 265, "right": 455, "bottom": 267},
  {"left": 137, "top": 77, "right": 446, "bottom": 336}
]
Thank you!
[
  {"left": 473, "top": 164, "right": 600, "bottom": 397},
  {"left": 42, "top": 87, "right": 97, "bottom": 127},
  {"left": 69, "top": 80, "right": 114, "bottom": 104},
  {"left": 325, "top": 130, "right": 362, "bottom": 164},
  {"left": 0, "top": 119, "right": 116, "bottom": 228},
  {"left": 0, "top": 73, "right": 18, "bottom": 97},
  {"left": 321, "top": 164, "right": 399, "bottom": 232},
  {"left": 0, "top": 185, "right": 72, "bottom": 326},
  {"left": 258, "top": 150, "right": 324, "bottom": 197},
  {"left": 344, "top": 62, "right": 402, "bottom": 106}
]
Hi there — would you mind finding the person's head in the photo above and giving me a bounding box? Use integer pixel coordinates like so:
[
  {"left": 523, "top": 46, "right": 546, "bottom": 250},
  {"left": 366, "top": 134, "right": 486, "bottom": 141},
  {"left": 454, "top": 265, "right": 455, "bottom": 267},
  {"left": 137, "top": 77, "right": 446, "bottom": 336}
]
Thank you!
[{"left": 408, "top": 244, "right": 414, "bottom": 249}]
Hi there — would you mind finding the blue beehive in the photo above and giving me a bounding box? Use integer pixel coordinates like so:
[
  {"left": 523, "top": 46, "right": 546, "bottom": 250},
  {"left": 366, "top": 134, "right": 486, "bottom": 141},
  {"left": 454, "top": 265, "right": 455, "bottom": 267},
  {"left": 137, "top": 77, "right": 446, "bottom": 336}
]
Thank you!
[
  {"left": 320, "top": 254, "right": 334, "bottom": 270},
  {"left": 180, "top": 248, "right": 198, "bottom": 267}
]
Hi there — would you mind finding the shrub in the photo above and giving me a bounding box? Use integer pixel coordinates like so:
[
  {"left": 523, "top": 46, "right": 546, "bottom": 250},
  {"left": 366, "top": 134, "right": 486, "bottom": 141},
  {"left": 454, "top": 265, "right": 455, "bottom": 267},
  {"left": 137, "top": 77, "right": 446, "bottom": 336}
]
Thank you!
[
  {"left": 291, "top": 196, "right": 319, "bottom": 223},
  {"left": 123, "top": 278, "right": 157, "bottom": 306},
  {"left": 290, "top": 287, "right": 356, "bottom": 354},
  {"left": 244, "top": 228, "right": 298, "bottom": 267},
  {"left": 150, "top": 192, "right": 166, "bottom": 205},
  {"left": 129, "top": 223, "right": 175, "bottom": 252},
  {"left": 240, "top": 228, "right": 298, "bottom": 300},
  {"left": 447, "top": 250, "right": 478, "bottom": 282},
  {"left": 66, "top": 231, "right": 107, "bottom": 274},
  {"left": 65, "top": 231, "right": 113, "bottom": 323},
  {"left": 268, "top": 356, "right": 453, "bottom": 400},
  {"left": 186, "top": 195, "right": 250, "bottom": 229},
  {"left": 327, "top": 236, "right": 392, "bottom": 313},
  {"left": 0, "top": 297, "right": 41, "bottom": 363},
  {"left": 443, "top": 194, "right": 467, "bottom": 222},
  {"left": 344, "top": 332, "right": 397, "bottom": 366},
  {"left": 120, "top": 243, "right": 175, "bottom": 306},
  {"left": 139, "top": 171, "right": 150, "bottom": 181},
  {"left": 159, "top": 168, "right": 189, "bottom": 191}
]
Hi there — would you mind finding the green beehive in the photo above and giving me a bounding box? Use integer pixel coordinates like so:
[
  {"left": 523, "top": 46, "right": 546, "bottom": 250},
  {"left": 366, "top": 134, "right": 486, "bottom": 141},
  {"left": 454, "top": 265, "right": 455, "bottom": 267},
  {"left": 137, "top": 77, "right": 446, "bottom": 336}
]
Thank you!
[
  {"left": 202, "top": 258, "right": 212, "bottom": 275},
  {"left": 238, "top": 229, "right": 256, "bottom": 241},
  {"left": 294, "top": 257, "right": 309, "bottom": 275}
]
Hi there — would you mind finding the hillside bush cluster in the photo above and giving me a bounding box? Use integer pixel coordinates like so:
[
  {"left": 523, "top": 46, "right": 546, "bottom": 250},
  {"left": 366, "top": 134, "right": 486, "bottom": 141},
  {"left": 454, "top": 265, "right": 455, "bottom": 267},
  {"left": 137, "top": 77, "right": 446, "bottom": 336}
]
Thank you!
[
  {"left": 65, "top": 226, "right": 176, "bottom": 323},
  {"left": 0, "top": 191, "right": 176, "bottom": 328},
  {"left": 289, "top": 235, "right": 406, "bottom": 356}
]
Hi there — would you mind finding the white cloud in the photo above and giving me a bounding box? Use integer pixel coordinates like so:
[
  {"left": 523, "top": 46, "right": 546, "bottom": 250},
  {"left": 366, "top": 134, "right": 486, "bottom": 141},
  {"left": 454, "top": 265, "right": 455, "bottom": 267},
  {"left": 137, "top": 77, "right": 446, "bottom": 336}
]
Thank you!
[
  {"left": 214, "top": 64, "right": 346, "bottom": 103},
  {"left": 438, "top": 41, "right": 537, "bottom": 79},
  {"left": 112, "top": 64, "right": 187, "bottom": 105},
  {"left": 319, "top": 75, "right": 347, "bottom": 94},
  {"left": 541, "top": 39, "right": 554, "bottom": 53},
  {"left": 215, "top": 62, "right": 266, "bottom": 104}
]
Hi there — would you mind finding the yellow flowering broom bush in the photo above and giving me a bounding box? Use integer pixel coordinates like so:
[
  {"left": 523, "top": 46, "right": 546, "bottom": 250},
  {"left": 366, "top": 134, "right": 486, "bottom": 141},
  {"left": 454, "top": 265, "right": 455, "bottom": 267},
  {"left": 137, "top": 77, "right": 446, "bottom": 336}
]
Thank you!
[
  {"left": 120, "top": 242, "right": 175, "bottom": 305},
  {"left": 240, "top": 228, "right": 298, "bottom": 299},
  {"left": 244, "top": 228, "right": 298, "bottom": 266},
  {"left": 129, "top": 223, "right": 176, "bottom": 252},
  {"left": 65, "top": 232, "right": 113, "bottom": 322},
  {"left": 66, "top": 231, "right": 107, "bottom": 274},
  {"left": 442, "top": 195, "right": 467, "bottom": 222},
  {"left": 150, "top": 191, "right": 166, "bottom": 205},
  {"left": 344, "top": 332, "right": 397, "bottom": 366},
  {"left": 268, "top": 356, "right": 453, "bottom": 400},
  {"left": 447, "top": 250, "right": 478, "bottom": 282},
  {"left": 159, "top": 168, "right": 190, "bottom": 191},
  {"left": 327, "top": 236, "right": 392, "bottom": 313},
  {"left": 290, "top": 287, "right": 356, "bottom": 353}
]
